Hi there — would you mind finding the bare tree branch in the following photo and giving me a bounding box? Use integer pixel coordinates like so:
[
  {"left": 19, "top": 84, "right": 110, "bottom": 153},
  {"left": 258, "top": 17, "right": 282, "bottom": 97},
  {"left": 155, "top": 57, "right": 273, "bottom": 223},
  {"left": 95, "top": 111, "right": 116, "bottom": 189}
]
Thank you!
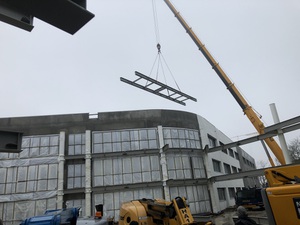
[{"left": 288, "top": 136, "right": 300, "bottom": 162}]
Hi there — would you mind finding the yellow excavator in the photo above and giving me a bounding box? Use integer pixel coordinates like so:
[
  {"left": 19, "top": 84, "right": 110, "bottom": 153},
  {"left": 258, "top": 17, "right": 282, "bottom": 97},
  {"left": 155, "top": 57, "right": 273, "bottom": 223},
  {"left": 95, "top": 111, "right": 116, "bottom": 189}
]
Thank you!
[
  {"left": 119, "top": 197, "right": 212, "bottom": 225},
  {"left": 262, "top": 164, "right": 300, "bottom": 225}
]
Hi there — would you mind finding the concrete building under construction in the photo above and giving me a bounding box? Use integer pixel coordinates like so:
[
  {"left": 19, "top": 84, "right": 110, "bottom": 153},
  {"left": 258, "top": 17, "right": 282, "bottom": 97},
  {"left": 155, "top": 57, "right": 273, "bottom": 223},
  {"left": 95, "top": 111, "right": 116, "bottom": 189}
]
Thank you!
[{"left": 0, "top": 109, "right": 258, "bottom": 225}]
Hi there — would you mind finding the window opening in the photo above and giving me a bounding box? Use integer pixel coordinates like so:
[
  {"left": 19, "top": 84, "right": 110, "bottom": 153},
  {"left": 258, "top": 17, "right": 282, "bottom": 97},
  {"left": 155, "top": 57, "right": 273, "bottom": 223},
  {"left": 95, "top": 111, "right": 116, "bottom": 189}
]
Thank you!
[
  {"left": 224, "top": 163, "right": 231, "bottom": 174},
  {"left": 208, "top": 135, "right": 216, "bottom": 148},
  {"left": 228, "top": 188, "right": 236, "bottom": 199},
  {"left": 219, "top": 141, "right": 227, "bottom": 154},
  {"left": 232, "top": 166, "right": 238, "bottom": 173},
  {"left": 217, "top": 188, "right": 226, "bottom": 201},
  {"left": 212, "top": 159, "right": 221, "bottom": 173},
  {"left": 234, "top": 152, "right": 239, "bottom": 160}
]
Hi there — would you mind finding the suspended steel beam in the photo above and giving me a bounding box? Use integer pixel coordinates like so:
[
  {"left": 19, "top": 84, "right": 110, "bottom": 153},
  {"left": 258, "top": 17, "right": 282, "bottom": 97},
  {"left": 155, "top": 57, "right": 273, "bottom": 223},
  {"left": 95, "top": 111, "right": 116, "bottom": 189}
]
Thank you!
[{"left": 120, "top": 71, "right": 197, "bottom": 106}]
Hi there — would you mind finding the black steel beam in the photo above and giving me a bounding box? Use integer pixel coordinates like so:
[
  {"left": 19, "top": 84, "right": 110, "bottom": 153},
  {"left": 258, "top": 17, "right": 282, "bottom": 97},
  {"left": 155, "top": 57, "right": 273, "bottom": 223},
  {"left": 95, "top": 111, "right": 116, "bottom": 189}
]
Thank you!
[
  {"left": 120, "top": 71, "right": 197, "bottom": 106},
  {"left": 0, "top": 0, "right": 94, "bottom": 34}
]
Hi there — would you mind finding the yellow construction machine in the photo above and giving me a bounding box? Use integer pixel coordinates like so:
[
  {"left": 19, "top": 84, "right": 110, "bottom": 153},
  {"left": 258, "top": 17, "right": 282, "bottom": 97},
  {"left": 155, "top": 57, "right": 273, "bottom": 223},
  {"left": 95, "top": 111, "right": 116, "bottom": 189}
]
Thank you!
[
  {"left": 262, "top": 164, "right": 300, "bottom": 225},
  {"left": 119, "top": 197, "right": 212, "bottom": 225}
]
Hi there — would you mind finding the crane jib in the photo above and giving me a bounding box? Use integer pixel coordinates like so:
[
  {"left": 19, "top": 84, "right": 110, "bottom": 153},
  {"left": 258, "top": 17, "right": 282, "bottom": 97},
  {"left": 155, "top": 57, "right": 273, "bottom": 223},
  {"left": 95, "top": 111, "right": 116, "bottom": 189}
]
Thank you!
[{"left": 163, "top": 0, "right": 285, "bottom": 165}]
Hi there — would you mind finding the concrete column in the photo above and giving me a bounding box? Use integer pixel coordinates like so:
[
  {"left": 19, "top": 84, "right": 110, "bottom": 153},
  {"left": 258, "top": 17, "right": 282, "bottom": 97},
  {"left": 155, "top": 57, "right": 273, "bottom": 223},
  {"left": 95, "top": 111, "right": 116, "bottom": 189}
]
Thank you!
[
  {"left": 157, "top": 125, "right": 170, "bottom": 201},
  {"left": 202, "top": 148, "right": 219, "bottom": 213},
  {"left": 85, "top": 130, "right": 92, "bottom": 217},
  {"left": 225, "top": 187, "right": 230, "bottom": 207},
  {"left": 57, "top": 131, "right": 65, "bottom": 208},
  {"left": 207, "top": 181, "right": 219, "bottom": 213},
  {"left": 270, "top": 103, "right": 292, "bottom": 164}
]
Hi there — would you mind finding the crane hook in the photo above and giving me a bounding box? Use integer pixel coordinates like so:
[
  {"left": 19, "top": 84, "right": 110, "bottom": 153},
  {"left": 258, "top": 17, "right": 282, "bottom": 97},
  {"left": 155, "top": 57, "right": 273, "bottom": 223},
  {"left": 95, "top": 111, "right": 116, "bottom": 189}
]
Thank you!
[{"left": 157, "top": 43, "right": 161, "bottom": 53}]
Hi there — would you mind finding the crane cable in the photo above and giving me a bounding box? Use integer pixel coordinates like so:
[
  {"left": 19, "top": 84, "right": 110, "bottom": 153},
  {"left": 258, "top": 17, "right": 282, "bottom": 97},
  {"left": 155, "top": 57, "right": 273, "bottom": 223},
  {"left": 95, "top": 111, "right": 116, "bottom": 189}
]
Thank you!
[
  {"left": 150, "top": 0, "right": 181, "bottom": 91},
  {"left": 152, "top": 0, "right": 160, "bottom": 44}
]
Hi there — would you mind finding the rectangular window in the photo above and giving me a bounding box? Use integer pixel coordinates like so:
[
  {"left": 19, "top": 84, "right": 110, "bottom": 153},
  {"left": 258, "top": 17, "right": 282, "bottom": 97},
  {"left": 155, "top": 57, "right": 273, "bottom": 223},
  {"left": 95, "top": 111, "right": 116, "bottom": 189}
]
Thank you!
[
  {"left": 247, "top": 159, "right": 250, "bottom": 166},
  {"left": 0, "top": 136, "right": 59, "bottom": 195},
  {"left": 228, "top": 148, "right": 234, "bottom": 157},
  {"left": 208, "top": 135, "right": 216, "bottom": 148},
  {"left": 234, "top": 152, "right": 239, "bottom": 160},
  {"left": 163, "top": 128, "right": 201, "bottom": 149},
  {"left": 223, "top": 163, "right": 231, "bottom": 174},
  {"left": 21, "top": 135, "right": 59, "bottom": 158},
  {"left": 232, "top": 166, "right": 237, "bottom": 173},
  {"left": 166, "top": 154, "right": 193, "bottom": 179},
  {"left": 92, "top": 129, "right": 158, "bottom": 153},
  {"left": 67, "top": 163, "right": 85, "bottom": 189},
  {"left": 191, "top": 157, "right": 206, "bottom": 179},
  {"left": 93, "top": 155, "right": 161, "bottom": 186},
  {"left": 217, "top": 188, "right": 226, "bottom": 201},
  {"left": 68, "top": 133, "right": 85, "bottom": 155},
  {"left": 228, "top": 188, "right": 236, "bottom": 199},
  {"left": 212, "top": 159, "right": 221, "bottom": 172}
]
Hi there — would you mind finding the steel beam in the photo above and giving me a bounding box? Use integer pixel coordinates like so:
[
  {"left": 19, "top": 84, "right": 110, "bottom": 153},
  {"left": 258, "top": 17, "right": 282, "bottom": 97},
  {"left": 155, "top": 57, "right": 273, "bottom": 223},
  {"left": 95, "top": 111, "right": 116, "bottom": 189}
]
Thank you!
[
  {"left": 206, "top": 115, "right": 300, "bottom": 153},
  {"left": 120, "top": 71, "right": 197, "bottom": 106},
  {"left": 209, "top": 168, "right": 265, "bottom": 182}
]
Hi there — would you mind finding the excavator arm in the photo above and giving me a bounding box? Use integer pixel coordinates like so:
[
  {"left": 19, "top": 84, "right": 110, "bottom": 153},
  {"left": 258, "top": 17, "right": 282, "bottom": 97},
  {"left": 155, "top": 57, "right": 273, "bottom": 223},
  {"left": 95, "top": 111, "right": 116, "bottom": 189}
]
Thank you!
[{"left": 163, "top": 0, "right": 285, "bottom": 165}]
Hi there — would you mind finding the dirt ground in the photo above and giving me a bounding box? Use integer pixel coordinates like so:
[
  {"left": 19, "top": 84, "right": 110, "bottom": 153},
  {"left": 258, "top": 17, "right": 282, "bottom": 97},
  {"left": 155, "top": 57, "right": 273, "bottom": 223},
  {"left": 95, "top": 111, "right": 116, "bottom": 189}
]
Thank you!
[
  {"left": 212, "top": 208, "right": 268, "bottom": 225},
  {"left": 195, "top": 208, "right": 268, "bottom": 225}
]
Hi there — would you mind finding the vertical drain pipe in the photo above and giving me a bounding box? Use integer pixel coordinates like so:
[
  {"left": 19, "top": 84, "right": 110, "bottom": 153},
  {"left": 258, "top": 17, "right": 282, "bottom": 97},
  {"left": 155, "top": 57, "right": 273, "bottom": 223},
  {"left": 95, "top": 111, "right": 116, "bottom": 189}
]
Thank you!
[
  {"left": 57, "top": 131, "right": 65, "bottom": 208},
  {"left": 269, "top": 103, "right": 292, "bottom": 164},
  {"left": 85, "top": 130, "right": 92, "bottom": 217}
]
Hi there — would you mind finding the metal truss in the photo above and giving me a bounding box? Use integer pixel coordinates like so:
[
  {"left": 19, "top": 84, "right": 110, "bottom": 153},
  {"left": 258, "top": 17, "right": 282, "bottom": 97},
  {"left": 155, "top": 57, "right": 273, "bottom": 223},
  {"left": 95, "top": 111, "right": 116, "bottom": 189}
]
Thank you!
[{"left": 120, "top": 71, "right": 197, "bottom": 106}]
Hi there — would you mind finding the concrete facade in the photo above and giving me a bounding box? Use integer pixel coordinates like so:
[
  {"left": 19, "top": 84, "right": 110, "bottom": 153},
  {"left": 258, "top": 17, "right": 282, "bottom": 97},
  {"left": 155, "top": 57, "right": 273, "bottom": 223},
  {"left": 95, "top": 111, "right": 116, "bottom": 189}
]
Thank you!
[
  {"left": 237, "top": 147, "right": 260, "bottom": 188},
  {"left": 0, "top": 109, "right": 256, "bottom": 225},
  {"left": 197, "top": 116, "right": 244, "bottom": 212}
]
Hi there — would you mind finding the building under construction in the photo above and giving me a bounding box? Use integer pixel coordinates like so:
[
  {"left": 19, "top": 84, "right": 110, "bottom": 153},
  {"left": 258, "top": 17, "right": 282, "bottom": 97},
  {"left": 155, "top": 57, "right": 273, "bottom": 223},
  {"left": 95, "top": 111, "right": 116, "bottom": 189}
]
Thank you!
[{"left": 0, "top": 109, "right": 258, "bottom": 225}]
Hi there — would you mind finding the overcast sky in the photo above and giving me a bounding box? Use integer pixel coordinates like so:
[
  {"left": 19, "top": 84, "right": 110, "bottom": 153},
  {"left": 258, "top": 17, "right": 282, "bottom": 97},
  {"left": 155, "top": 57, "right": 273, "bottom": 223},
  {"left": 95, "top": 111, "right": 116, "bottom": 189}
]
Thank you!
[{"left": 1, "top": 0, "right": 299, "bottom": 165}]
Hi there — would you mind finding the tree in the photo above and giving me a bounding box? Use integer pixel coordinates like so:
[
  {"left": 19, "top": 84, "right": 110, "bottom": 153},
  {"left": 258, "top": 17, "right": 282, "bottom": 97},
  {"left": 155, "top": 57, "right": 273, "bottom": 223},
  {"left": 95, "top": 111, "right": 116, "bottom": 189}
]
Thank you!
[
  {"left": 256, "top": 160, "right": 269, "bottom": 187},
  {"left": 288, "top": 137, "right": 300, "bottom": 163}
]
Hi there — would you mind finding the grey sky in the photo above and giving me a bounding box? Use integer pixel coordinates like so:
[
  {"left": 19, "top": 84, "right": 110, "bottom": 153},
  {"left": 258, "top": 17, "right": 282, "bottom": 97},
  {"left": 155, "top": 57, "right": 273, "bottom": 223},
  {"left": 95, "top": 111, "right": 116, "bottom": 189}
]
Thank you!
[{"left": 1, "top": 0, "right": 299, "bottom": 164}]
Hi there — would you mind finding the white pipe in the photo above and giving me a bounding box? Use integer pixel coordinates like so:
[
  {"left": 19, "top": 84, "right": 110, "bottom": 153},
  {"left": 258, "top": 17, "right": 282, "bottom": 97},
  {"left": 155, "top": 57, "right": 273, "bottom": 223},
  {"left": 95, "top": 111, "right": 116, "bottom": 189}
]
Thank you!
[
  {"left": 158, "top": 125, "right": 170, "bottom": 201},
  {"left": 270, "top": 103, "right": 292, "bottom": 164},
  {"left": 57, "top": 131, "right": 65, "bottom": 208},
  {"left": 85, "top": 130, "right": 92, "bottom": 217}
]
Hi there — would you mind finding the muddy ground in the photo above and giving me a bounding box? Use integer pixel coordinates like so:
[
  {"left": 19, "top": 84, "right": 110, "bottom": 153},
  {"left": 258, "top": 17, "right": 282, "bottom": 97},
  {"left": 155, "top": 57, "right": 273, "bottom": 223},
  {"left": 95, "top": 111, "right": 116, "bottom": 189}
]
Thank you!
[{"left": 195, "top": 208, "right": 268, "bottom": 225}]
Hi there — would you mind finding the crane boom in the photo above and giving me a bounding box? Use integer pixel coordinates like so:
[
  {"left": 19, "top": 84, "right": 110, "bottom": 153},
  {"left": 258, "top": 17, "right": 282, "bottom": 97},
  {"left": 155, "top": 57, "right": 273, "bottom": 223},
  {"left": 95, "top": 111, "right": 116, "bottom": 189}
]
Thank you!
[{"left": 163, "top": 0, "right": 285, "bottom": 165}]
